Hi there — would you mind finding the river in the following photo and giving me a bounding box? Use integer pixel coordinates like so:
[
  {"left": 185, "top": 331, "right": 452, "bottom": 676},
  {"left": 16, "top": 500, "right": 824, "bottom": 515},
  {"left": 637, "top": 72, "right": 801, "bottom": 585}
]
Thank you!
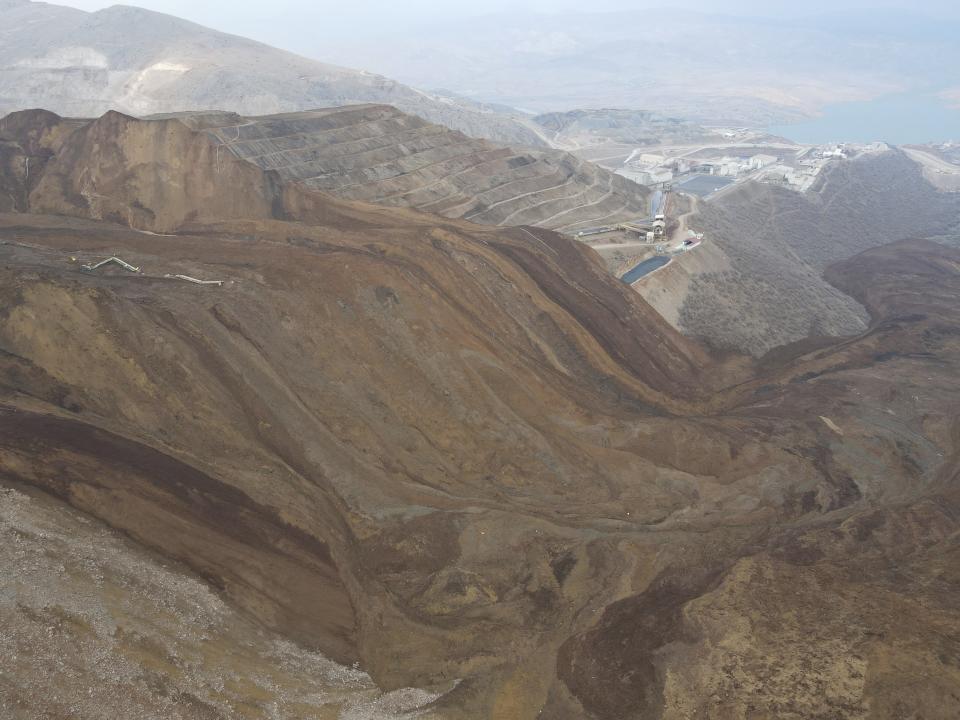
[{"left": 770, "top": 90, "right": 960, "bottom": 145}]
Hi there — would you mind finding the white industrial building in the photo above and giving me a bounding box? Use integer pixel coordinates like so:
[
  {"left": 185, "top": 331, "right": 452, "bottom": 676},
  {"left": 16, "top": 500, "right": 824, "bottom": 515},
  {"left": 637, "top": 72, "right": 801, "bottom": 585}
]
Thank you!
[
  {"left": 719, "top": 160, "right": 742, "bottom": 177},
  {"left": 750, "top": 154, "right": 778, "bottom": 169},
  {"left": 618, "top": 168, "right": 673, "bottom": 186},
  {"left": 639, "top": 153, "right": 667, "bottom": 166}
]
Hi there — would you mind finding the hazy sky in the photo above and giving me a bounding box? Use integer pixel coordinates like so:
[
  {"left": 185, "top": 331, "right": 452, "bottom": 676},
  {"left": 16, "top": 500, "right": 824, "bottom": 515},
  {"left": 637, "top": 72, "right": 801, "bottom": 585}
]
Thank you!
[
  {"left": 52, "top": 0, "right": 960, "bottom": 58},
  {"left": 54, "top": 0, "right": 960, "bottom": 18}
]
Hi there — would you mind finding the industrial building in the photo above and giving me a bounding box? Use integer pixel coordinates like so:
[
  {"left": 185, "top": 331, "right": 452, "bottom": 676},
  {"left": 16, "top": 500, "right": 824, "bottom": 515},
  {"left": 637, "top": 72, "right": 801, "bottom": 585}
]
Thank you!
[
  {"left": 617, "top": 167, "right": 673, "bottom": 185},
  {"left": 750, "top": 153, "right": 778, "bottom": 169}
]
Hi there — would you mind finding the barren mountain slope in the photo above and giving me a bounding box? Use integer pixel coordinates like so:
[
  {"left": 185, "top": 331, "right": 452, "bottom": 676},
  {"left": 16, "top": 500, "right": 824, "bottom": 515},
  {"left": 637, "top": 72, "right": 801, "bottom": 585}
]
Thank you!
[
  {"left": 533, "top": 109, "right": 717, "bottom": 150},
  {"left": 2, "top": 109, "right": 960, "bottom": 719},
  {"left": 175, "top": 105, "right": 650, "bottom": 233},
  {"left": 0, "top": 0, "right": 546, "bottom": 148},
  {"left": 641, "top": 150, "right": 960, "bottom": 356}
]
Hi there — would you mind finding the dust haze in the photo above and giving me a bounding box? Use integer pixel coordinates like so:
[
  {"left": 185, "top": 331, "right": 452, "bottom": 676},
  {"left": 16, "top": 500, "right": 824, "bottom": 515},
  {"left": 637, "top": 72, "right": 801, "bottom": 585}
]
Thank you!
[{"left": 3, "top": 1, "right": 960, "bottom": 719}]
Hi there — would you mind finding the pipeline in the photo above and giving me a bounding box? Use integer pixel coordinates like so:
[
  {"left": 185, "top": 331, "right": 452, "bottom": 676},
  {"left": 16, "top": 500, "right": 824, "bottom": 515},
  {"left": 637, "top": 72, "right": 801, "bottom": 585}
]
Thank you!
[
  {"left": 81, "top": 256, "right": 141, "bottom": 273},
  {"left": 166, "top": 274, "right": 224, "bottom": 287}
]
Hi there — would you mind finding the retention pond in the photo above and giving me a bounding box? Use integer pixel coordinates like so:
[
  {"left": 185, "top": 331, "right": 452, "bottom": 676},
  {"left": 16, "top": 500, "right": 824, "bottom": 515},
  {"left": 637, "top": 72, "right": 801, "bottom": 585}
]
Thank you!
[{"left": 621, "top": 255, "right": 670, "bottom": 284}]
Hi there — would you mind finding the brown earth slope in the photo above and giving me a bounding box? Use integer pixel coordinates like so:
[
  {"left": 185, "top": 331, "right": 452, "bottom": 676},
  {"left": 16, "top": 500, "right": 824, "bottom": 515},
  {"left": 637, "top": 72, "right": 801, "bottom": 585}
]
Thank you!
[{"left": 1, "top": 108, "right": 959, "bottom": 719}]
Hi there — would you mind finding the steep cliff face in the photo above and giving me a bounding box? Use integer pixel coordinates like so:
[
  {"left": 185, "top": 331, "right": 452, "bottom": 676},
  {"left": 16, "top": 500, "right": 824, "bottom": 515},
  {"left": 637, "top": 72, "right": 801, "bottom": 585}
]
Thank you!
[
  {"left": 1, "top": 109, "right": 960, "bottom": 719},
  {"left": 0, "top": 108, "right": 77, "bottom": 211},
  {"left": 25, "top": 110, "right": 280, "bottom": 231}
]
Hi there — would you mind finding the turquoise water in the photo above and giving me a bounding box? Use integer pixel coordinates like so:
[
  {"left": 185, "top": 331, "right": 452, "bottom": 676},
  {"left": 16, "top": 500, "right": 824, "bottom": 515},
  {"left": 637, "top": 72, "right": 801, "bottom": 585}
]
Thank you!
[
  {"left": 677, "top": 175, "right": 735, "bottom": 197},
  {"left": 770, "top": 91, "right": 960, "bottom": 145}
]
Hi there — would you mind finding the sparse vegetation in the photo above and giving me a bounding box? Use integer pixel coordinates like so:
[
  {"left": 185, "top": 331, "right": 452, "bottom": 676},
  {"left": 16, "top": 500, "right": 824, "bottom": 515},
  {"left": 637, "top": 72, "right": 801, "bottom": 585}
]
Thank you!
[{"left": 675, "top": 151, "right": 960, "bottom": 355}]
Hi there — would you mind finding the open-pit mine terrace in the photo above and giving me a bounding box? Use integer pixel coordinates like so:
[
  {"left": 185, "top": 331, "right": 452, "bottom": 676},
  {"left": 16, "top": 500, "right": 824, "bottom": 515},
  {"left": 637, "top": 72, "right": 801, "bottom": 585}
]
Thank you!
[{"left": 179, "top": 105, "right": 650, "bottom": 234}]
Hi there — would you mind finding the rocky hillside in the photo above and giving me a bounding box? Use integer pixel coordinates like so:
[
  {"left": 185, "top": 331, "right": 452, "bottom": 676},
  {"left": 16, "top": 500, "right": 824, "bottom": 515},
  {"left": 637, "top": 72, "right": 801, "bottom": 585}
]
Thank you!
[
  {"left": 2, "top": 107, "right": 960, "bottom": 719},
  {"left": 0, "top": 0, "right": 547, "bottom": 148},
  {"left": 641, "top": 151, "right": 960, "bottom": 356},
  {"left": 176, "top": 105, "right": 649, "bottom": 232}
]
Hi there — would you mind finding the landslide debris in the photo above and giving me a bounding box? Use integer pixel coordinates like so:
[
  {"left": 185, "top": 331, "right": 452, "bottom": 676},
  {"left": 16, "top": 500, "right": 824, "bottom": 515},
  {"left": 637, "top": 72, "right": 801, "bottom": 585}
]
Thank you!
[{"left": 1, "top": 108, "right": 959, "bottom": 720}]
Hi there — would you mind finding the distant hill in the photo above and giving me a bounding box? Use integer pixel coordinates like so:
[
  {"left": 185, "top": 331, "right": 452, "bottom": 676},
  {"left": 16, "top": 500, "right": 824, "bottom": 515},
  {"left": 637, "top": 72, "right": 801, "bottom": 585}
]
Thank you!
[
  {"left": 176, "top": 105, "right": 650, "bottom": 232},
  {"left": 319, "top": 9, "right": 960, "bottom": 127},
  {"left": 0, "top": 0, "right": 548, "bottom": 148},
  {"left": 639, "top": 151, "right": 960, "bottom": 356},
  {"left": 533, "top": 109, "right": 717, "bottom": 149}
]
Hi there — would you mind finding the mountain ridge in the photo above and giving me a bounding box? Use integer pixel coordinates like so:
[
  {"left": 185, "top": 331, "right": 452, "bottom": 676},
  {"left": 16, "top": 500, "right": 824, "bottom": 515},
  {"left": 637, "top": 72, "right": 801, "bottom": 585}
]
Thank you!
[{"left": 0, "top": 1, "right": 549, "bottom": 148}]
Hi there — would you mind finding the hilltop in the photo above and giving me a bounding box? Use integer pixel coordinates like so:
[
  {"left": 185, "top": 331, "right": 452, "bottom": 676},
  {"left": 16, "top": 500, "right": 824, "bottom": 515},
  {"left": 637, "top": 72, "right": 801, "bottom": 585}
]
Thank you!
[
  {"left": 178, "top": 105, "right": 650, "bottom": 233},
  {"left": 0, "top": 1, "right": 546, "bottom": 148}
]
